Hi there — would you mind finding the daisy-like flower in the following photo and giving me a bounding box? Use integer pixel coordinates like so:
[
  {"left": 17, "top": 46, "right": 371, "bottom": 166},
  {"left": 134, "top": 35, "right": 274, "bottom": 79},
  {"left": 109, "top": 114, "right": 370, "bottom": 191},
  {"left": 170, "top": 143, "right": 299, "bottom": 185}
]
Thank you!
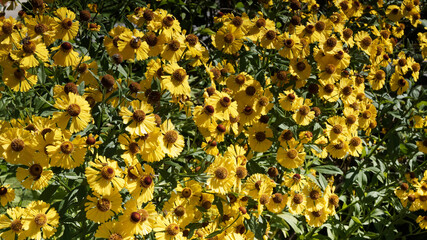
[
  {"left": 163, "top": 195, "right": 195, "bottom": 228},
  {"left": 117, "top": 29, "right": 149, "bottom": 61},
  {"left": 303, "top": 183, "right": 326, "bottom": 210},
  {"left": 139, "top": 128, "right": 166, "bottom": 162},
  {"left": 279, "top": 90, "right": 301, "bottom": 111},
  {"left": 54, "top": 7, "right": 80, "bottom": 41},
  {"left": 52, "top": 92, "right": 92, "bottom": 133},
  {"left": 104, "top": 26, "right": 132, "bottom": 57},
  {"left": 173, "top": 179, "right": 202, "bottom": 206},
  {"left": 145, "top": 31, "right": 167, "bottom": 57},
  {"left": 161, "top": 33, "right": 186, "bottom": 62},
  {"left": 287, "top": 191, "right": 306, "bottom": 215},
  {"left": 292, "top": 98, "right": 315, "bottom": 126},
  {"left": 26, "top": 15, "right": 57, "bottom": 46},
  {"left": 276, "top": 140, "right": 306, "bottom": 169},
  {"left": 22, "top": 201, "right": 60, "bottom": 240},
  {"left": 160, "top": 120, "right": 184, "bottom": 158},
  {"left": 120, "top": 100, "right": 156, "bottom": 136},
  {"left": 266, "top": 193, "right": 288, "bottom": 213},
  {"left": 206, "top": 155, "right": 236, "bottom": 194},
  {"left": 46, "top": 132, "right": 87, "bottom": 169},
  {"left": 3, "top": 67, "right": 38, "bottom": 92},
  {"left": 282, "top": 173, "right": 306, "bottom": 192},
  {"left": 16, "top": 38, "right": 49, "bottom": 68},
  {"left": 118, "top": 199, "right": 157, "bottom": 236},
  {"left": 193, "top": 105, "right": 219, "bottom": 128},
  {"left": 0, "top": 17, "right": 26, "bottom": 45},
  {"left": 304, "top": 206, "right": 328, "bottom": 227},
  {"left": 368, "top": 68, "right": 386, "bottom": 90},
  {"left": 85, "top": 191, "right": 123, "bottom": 223},
  {"left": 326, "top": 116, "right": 349, "bottom": 141},
  {"left": 0, "top": 185, "right": 15, "bottom": 206},
  {"left": 289, "top": 58, "right": 311, "bottom": 81},
  {"left": 226, "top": 72, "right": 254, "bottom": 93},
  {"left": 75, "top": 56, "right": 99, "bottom": 87},
  {"left": 247, "top": 123, "right": 273, "bottom": 152},
  {"left": 212, "top": 25, "right": 244, "bottom": 54},
  {"left": 0, "top": 128, "right": 35, "bottom": 164},
  {"left": 390, "top": 72, "right": 409, "bottom": 95},
  {"left": 153, "top": 215, "right": 185, "bottom": 240},
  {"left": 95, "top": 220, "right": 132, "bottom": 240},
  {"left": 326, "top": 136, "right": 349, "bottom": 159},
  {"left": 324, "top": 184, "right": 339, "bottom": 215},
  {"left": 161, "top": 62, "right": 191, "bottom": 97},
  {"left": 126, "top": 163, "right": 155, "bottom": 203},
  {"left": 52, "top": 42, "right": 80, "bottom": 66},
  {"left": 276, "top": 32, "right": 302, "bottom": 59},
  {"left": 16, "top": 156, "right": 53, "bottom": 190},
  {"left": 244, "top": 173, "right": 276, "bottom": 200},
  {"left": 354, "top": 31, "right": 374, "bottom": 55},
  {"left": 348, "top": 135, "right": 363, "bottom": 157},
  {"left": 0, "top": 207, "right": 26, "bottom": 240},
  {"left": 85, "top": 155, "right": 125, "bottom": 195}
]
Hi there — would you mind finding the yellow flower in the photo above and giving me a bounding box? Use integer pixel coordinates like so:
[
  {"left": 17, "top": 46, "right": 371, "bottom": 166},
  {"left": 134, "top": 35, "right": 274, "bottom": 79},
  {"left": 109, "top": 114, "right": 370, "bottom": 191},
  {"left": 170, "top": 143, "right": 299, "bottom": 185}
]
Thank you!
[
  {"left": 118, "top": 200, "right": 157, "bottom": 236},
  {"left": 205, "top": 91, "right": 238, "bottom": 121},
  {"left": 85, "top": 155, "right": 125, "bottom": 195},
  {"left": 389, "top": 72, "right": 409, "bottom": 95},
  {"left": 416, "top": 215, "right": 427, "bottom": 230},
  {"left": 161, "top": 63, "right": 191, "bottom": 97},
  {"left": 95, "top": 220, "right": 132, "bottom": 240},
  {"left": 120, "top": 100, "right": 156, "bottom": 136},
  {"left": 88, "top": 22, "right": 101, "bottom": 31},
  {"left": 0, "top": 185, "right": 15, "bottom": 206},
  {"left": 0, "top": 207, "right": 26, "bottom": 240},
  {"left": 153, "top": 215, "right": 185, "bottom": 240},
  {"left": 279, "top": 90, "right": 301, "bottom": 111},
  {"left": 85, "top": 191, "right": 123, "bottom": 223},
  {"left": 244, "top": 173, "right": 276, "bottom": 200},
  {"left": 348, "top": 136, "right": 363, "bottom": 157},
  {"left": 104, "top": 26, "right": 131, "bottom": 57},
  {"left": 25, "top": 15, "right": 57, "bottom": 46},
  {"left": 52, "top": 42, "right": 80, "bottom": 66},
  {"left": 289, "top": 58, "right": 311, "bottom": 81},
  {"left": 367, "top": 68, "right": 386, "bottom": 90},
  {"left": 326, "top": 136, "right": 349, "bottom": 159},
  {"left": 277, "top": 140, "right": 306, "bottom": 169},
  {"left": 0, "top": 17, "right": 26, "bottom": 45},
  {"left": 161, "top": 33, "right": 186, "bottom": 62},
  {"left": 22, "top": 201, "right": 60, "bottom": 240},
  {"left": 75, "top": 56, "right": 99, "bottom": 87},
  {"left": 125, "top": 163, "right": 155, "bottom": 203},
  {"left": 354, "top": 31, "right": 374, "bottom": 55},
  {"left": 304, "top": 206, "right": 328, "bottom": 227},
  {"left": 266, "top": 193, "right": 288, "bottom": 213},
  {"left": 163, "top": 195, "right": 195, "bottom": 228},
  {"left": 416, "top": 140, "right": 427, "bottom": 154},
  {"left": 53, "top": 92, "right": 92, "bottom": 133},
  {"left": 16, "top": 156, "right": 53, "bottom": 190},
  {"left": 160, "top": 119, "right": 184, "bottom": 158},
  {"left": 206, "top": 155, "right": 236, "bottom": 194},
  {"left": 46, "top": 132, "right": 87, "bottom": 169},
  {"left": 173, "top": 179, "right": 202, "bottom": 206},
  {"left": 212, "top": 25, "right": 244, "bottom": 54},
  {"left": 0, "top": 128, "right": 35, "bottom": 164},
  {"left": 276, "top": 32, "right": 302, "bottom": 59},
  {"left": 15, "top": 38, "right": 49, "bottom": 68},
  {"left": 193, "top": 105, "right": 219, "bottom": 128},
  {"left": 292, "top": 98, "right": 315, "bottom": 126},
  {"left": 282, "top": 172, "right": 306, "bottom": 192},
  {"left": 247, "top": 123, "right": 273, "bottom": 152},
  {"left": 117, "top": 29, "right": 149, "bottom": 61},
  {"left": 226, "top": 72, "right": 255, "bottom": 93},
  {"left": 287, "top": 191, "right": 306, "bottom": 215},
  {"left": 54, "top": 7, "right": 80, "bottom": 41},
  {"left": 3, "top": 67, "right": 38, "bottom": 92}
]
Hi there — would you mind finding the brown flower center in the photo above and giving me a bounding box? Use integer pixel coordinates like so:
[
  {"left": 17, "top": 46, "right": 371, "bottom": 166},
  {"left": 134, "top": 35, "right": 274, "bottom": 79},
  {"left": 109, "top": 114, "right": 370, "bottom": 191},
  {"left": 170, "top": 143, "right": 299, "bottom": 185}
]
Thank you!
[
  {"left": 325, "top": 64, "right": 336, "bottom": 74},
  {"left": 34, "top": 213, "right": 47, "bottom": 226},
  {"left": 168, "top": 40, "right": 181, "bottom": 51},
  {"left": 23, "top": 40, "right": 37, "bottom": 54},
  {"left": 332, "top": 125, "right": 343, "bottom": 134},
  {"left": 398, "top": 78, "right": 406, "bottom": 87},
  {"left": 287, "top": 149, "right": 298, "bottom": 159},
  {"left": 29, "top": 164, "right": 43, "bottom": 177},
  {"left": 185, "top": 34, "right": 198, "bottom": 46},
  {"left": 334, "top": 142, "right": 344, "bottom": 150},
  {"left": 299, "top": 106, "right": 310, "bottom": 116},
  {"left": 312, "top": 210, "right": 323, "bottom": 217},
  {"left": 235, "top": 74, "right": 246, "bottom": 85},
  {"left": 132, "top": 109, "right": 146, "bottom": 123},
  {"left": 260, "top": 194, "right": 270, "bottom": 205},
  {"left": 266, "top": 30, "right": 276, "bottom": 40},
  {"left": 256, "top": 18, "right": 266, "bottom": 28},
  {"left": 101, "top": 166, "right": 115, "bottom": 180},
  {"left": 165, "top": 131, "right": 178, "bottom": 144},
  {"left": 346, "top": 115, "right": 356, "bottom": 125},
  {"left": 342, "top": 28, "right": 353, "bottom": 39},
  {"left": 174, "top": 206, "right": 185, "bottom": 217},
  {"left": 272, "top": 193, "right": 284, "bottom": 203},
  {"left": 293, "top": 193, "right": 303, "bottom": 204},
  {"left": 2, "top": 22, "right": 13, "bottom": 35},
  {"left": 130, "top": 212, "right": 141, "bottom": 222},
  {"left": 101, "top": 74, "right": 115, "bottom": 89},
  {"left": 412, "top": 63, "right": 420, "bottom": 72},
  {"left": 315, "top": 21, "right": 326, "bottom": 31},
  {"left": 204, "top": 105, "right": 215, "bottom": 115},
  {"left": 224, "top": 33, "right": 234, "bottom": 44},
  {"left": 140, "top": 176, "right": 153, "bottom": 188},
  {"left": 202, "top": 200, "right": 212, "bottom": 209},
  {"left": 109, "top": 233, "right": 123, "bottom": 240},
  {"left": 255, "top": 131, "right": 266, "bottom": 142},
  {"left": 163, "top": 16, "right": 174, "bottom": 27},
  {"left": 143, "top": 9, "right": 154, "bottom": 21},
  {"left": 181, "top": 187, "right": 192, "bottom": 198},
  {"left": 128, "top": 142, "right": 140, "bottom": 154},
  {"left": 214, "top": 167, "right": 228, "bottom": 179},
  {"left": 284, "top": 39, "right": 295, "bottom": 48},
  {"left": 14, "top": 69, "right": 25, "bottom": 81},
  {"left": 220, "top": 97, "right": 231, "bottom": 107},
  {"left": 166, "top": 223, "right": 180, "bottom": 236},
  {"left": 398, "top": 58, "right": 407, "bottom": 67},
  {"left": 216, "top": 124, "right": 226, "bottom": 133},
  {"left": 11, "top": 139, "right": 25, "bottom": 152},
  {"left": 10, "top": 219, "right": 23, "bottom": 232},
  {"left": 236, "top": 166, "right": 247, "bottom": 179},
  {"left": 375, "top": 70, "right": 385, "bottom": 80},
  {"left": 361, "top": 36, "right": 372, "bottom": 47},
  {"left": 296, "top": 61, "right": 306, "bottom": 71},
  {"left": 172, "top": 69, "right": 187, "bottom": 83},
  {"left": 305, "top": 24, "right": 315, "bottom": 34},
  {"left": 67, "top": 104, "right": 81, "bottom": 117},
  {"left": 310, "top": 190, "right": 320, "bottom": 200},
  {"left": 97, "top": 198, "right": 111, "bottom": 212},
  {"left": 64, "top": 82, "right": 78, "bottom": 95},
  {"left": 231, "top": 16, "right": 243, "bottom": 27},
  {"left": 130, "top": 37, "right": 142, "bottom": 49},
  {"left": 61, "top": 18, "right": 73, "bottom": 30},
  {"left": 60, "top": 141, "right": 74, "bottom": 154},
  {"left": 0, "top": 187, "right": 7, "bottom": 196},
  {"left": 350, "top": 137, "right": 361, "bottom": 147}
]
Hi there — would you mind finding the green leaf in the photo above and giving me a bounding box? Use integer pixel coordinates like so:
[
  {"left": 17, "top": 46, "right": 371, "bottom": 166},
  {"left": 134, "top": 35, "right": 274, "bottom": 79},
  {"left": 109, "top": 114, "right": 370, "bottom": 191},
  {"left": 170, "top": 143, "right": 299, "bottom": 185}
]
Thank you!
[
  {"left": 312, "top": 165, "right": 343, "bottom": 175},
  {"left": 278, "top": 212, "right": 303, "bottom": 234}
]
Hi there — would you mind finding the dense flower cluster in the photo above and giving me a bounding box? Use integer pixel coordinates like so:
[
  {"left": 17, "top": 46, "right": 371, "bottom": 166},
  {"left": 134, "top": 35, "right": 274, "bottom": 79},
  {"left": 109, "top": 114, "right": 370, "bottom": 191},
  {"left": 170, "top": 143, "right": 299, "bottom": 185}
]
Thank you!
[{"left": 0, "top": 0, "right": 425, "bottom": 239}]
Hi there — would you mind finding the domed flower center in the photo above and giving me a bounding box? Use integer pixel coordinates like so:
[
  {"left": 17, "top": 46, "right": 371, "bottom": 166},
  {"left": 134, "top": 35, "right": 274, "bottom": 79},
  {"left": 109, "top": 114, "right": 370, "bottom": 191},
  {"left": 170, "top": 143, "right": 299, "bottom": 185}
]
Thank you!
[
  {"left": 305, "top": 24, "right": 315, "bottom": 34},
  {"left": 266, "top": 30, "right": 276, "bottom": 40},
  {"left": 60, "top": 141, "right": 74, "bottom": 154},
  {"left": 101, "top": 166, "right": 115, "bottom": 180},
  {"left": 130, "top": 212, "right": 141, "bottom": 222},
  {"left": 61, "top": 18, "right": 73, "bottom": 29},
  {"left": 315, "top": 21, "right": 325, "bottom": 31},
  {"left": 165, "top": 130, "right": 178, "bottom": 144},
  {"left": 14, "top": 69, "right": 25, "bottom": 81},
  {"left": 346, "top": 115, "right": 356, "bottom": 125},
  {"left": 220, "top": 97, "right": 231, "bottom": 107},
  {"left": 286, "top": 94, "right": 296, "bottom": 102},
  {"left": 343, "top": 28, "right": 353, "bottom": 39},
  {"left": 185, "top": 34, "right": 198, "bottom": 46},
  {"left": 11, "top": 219, "right": 23, "bottom": 232},
  {"left": 214, "top": 167, "right": 228, "bottom": 179},
  {"left": 312, "top": 209, "right": 323, "bottom": 217},
  {"left": 210, "top": 68, "right": 221, "bottom": 80},
  {"left": 168, "top": 40, "right": 181, "bottom": 51},
  {"left": 231, "top": 16, "right": 243, "bottom": 27},
  {"left": 97, "top": 198, "right": 111, "bottom": 212},
  {"left": 11, "top": 138, "right": 25, "bottom": 152},
  {"left": 255, "top": 132, "right": 266, "bottom": 142},
  {"left": 287, "top": 149, "right": 298, "bottom": 159},
  {"left": 400, "top": 183, "right": 409, "bottom": 191},
  {"left": 398, "top": 78, "right": 406, "bottom": 87},
  {"left": 67, "top": 104, "right": 81, "bottom": 117},
  {"left": 181, "top": 187, "right": 192, "bottom": 198},
  {"left": 290, "top": 15, "right": 301, "bottom": 25},
  {"left": 342, "top": 86, "right": 353, "bottom": 96},
  {"left": 299, "top": 106, "right": 310, "bottom": 116},
  {"left": 284, "top": 39, "right": 295, "bottom": 48},
  {"left": 34, "top": 213, "right": 47, "bottom": 226},
  {"left": 23, "top": 41, "right": 36, "bottom": 54},
  {"left": 127, "top": 166, "right": 138, "bottom": 180},
  {"left": 64, "top": 82, "right": 78, "bottom": 94},
  {"left": 334, "top": 142, "right": 344, "bottom": 150},
  {"left": 412, "top": 63, "right": 420, "bottom": 72},
  {"left": 202, "top": 200, "right": 211, "bottom": 209},
  {"left": 162, "top": 16, "right": 174, "bottom": 27},
  {"left": 398, "top": 58, "right": 407, "bottom": 67},
  {"left": 293, "top": 173, "right": 301, "bottom": 182},
  {"left": 204, "top": 105, "right": 215, "bottom": 115},
  {"left": 361, "top": 36, "right": 372, "bottom": 47},
  {"left": 243, "top": 106, "right": 253, "bottom": 115},
  {"left": 256, "top": 18, "right": 266, "bottom": 28},
  {"left": 0, "top": 187, "right": 7, "bottom": 195},
  {"left": 29, "top": 164, "right": 43, "bottom": 177},
  {"left": 236, "top": 166, "right": 247, "bottom": 179},
  {"left": 140, "top": 176, "right": 153, "bottom": 188},
  {"left": 362, "top": 111, "right": 371, "bottom": 119},
  {"left": 130, "top": 37, "right": 142, "bottom": 49},
  {"left": 235, "top": 74, "right": 246, "bottom": 85},
  {"left": 245, "top": 86, "right": 256, "bottom": 96},
  {"left": 166, "top": 223, "right": 180, "bottom": 236},
  {"left": 259, "top": 194, "right": 270, "bottom": 205},
  {"left": 101, "top": 74, "right": 115, "bottom": 90},
  {"left": 209, "top": 140, "right": 217, "bottom": 147},
  {"left": 33, "top": 23, "right": 48, "bottom": 35},
  {"left": 334, "top": 51, "right": 344, "bottom": 60},
  {"left": 2, "top": 22, "right": 13, "bottom": 35},
  {"left": 296, "top": 61, "right": 306, "bottom": 71},
  {"left": 329, "top": 195, "right": 339, "bottom": 207},
  {"left": 236, "top": 224, "right": 246, "bottom": 234},
  {"left": 310, "top": 190, "right": 320, "bottom": 200},
  {"left": 350, "top": 137, "right": 361, "bottom": 147},
  {"left": 239, "top": 206, "right": 247, "bottom": 214},
  {"left": 143, "top": 9, "right": 154, "bottom": 21},
  {"left": 227, "top": 193, "right": 237, "bottom": 203},
  {"left": 112, "top": 36, "right": 121, "bottom": 48},
  {"left": 325, "top": 64, "right": 336, "bottom": 74},
  {"left": 172, "top": 69, "right": 187, "bottom": 83},
  {"left": 332, "top": 125, "right": 343, "bottom": 134},
  {"left": 76, "top": 63, "right": 89, "bottom": 74},
  {"left": 272, "top": 193, "right": 284, "bottom": 203},
  {"left": 326, "top": 37, "right": 337, "bottom": 48},
  {"left": 224, "top": 33, "right": 234, "bottom": 44},
  {"left": 293, "top": 193, "right": 303, "bottom": 204},
  {"left": 408, "top": 194, "right": 416, "bottom": 202},
  {"left": 128, "top": 142, "right": 140, "bottom": 154},
  {"left": 375, "top": 70, "right": 385, "bottom": 80},
  {"left": 109, "top": 233, "right": 123, "bottom": 240},
  {"left": 132, "top": 109, "right": 146, "bottom": 123},
  {"left": 174, "top": 206, "right": 185, "bottom": 217},
  {"left": 216, "top": 124, "right": 226, "bottom": 133}
]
